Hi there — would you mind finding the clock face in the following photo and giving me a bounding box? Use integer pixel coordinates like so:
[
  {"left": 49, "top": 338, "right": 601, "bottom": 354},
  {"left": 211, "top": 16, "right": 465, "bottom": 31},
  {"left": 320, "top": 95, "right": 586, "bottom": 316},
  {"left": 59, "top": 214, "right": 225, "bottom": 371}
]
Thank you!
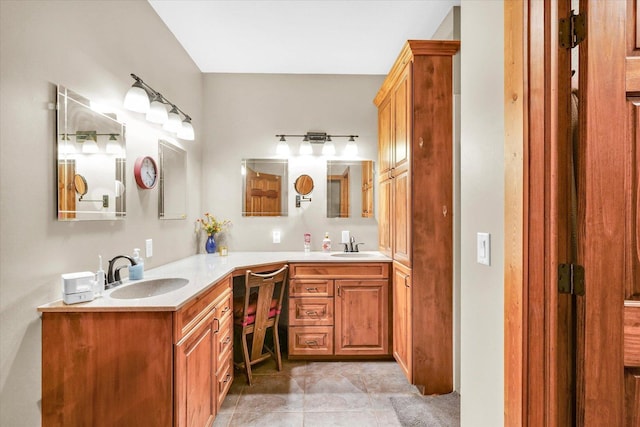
[{"left": 134, "top": 156, "right": 158, "bottom": 189}]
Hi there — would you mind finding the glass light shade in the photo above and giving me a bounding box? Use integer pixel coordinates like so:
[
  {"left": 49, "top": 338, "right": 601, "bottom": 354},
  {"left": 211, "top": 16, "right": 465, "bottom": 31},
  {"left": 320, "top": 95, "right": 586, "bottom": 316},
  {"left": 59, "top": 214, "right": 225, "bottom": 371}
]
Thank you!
[
  {"left": 322, "top": 141, "right": 336, "bottom": 156},
  {"left": 344, "top": 140, "right": 358, "bottom": 157},
  {"left": 163, "top": 106, "right": 182, "bottom": 133},
  {"left": 276, "top": 140, "right": 290, "bottom": 156},
  {"left": 177, "top": 118, "right": 195, "bottom": 140},
  {"left": 299, "top": 140, "right": 313, "bottom": 155},
  {"left": 82, "top": 139, "right": 99, "bottom": 154},
  {"left": 123, "top": 82, "right": 150, "bottom": 113},
  {"left": 146, "top": 98, "right": 168, "bottom": 124},
  {"left": 106, "top": 137, "right": 122, "bottom": 155}
]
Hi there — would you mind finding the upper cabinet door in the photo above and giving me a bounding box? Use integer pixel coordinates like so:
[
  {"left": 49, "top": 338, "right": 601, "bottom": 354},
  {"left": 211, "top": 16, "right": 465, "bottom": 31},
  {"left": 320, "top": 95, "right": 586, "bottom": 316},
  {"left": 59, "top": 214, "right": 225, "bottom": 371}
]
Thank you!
[
  {"left": 393, "top": 65, "right": 411, "bottom": 173},
  {"left": 378, "top": 98, "right": 393, "bottom": 176}
]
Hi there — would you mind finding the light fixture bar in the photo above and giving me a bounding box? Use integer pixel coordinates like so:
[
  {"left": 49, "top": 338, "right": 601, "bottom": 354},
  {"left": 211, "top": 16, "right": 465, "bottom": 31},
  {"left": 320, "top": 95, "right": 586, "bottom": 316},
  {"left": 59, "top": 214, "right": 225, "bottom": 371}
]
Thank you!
[
  {"left": 275, "top": 132, "right": 359, "bottom": 143},
  {"left": 125, "top": 74, "right": 194, "bottom": 140}
]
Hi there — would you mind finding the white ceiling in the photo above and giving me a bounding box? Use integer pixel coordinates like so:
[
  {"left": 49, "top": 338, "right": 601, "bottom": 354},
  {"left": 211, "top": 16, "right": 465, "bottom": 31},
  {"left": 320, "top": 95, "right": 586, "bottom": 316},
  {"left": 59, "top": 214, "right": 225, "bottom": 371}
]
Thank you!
[{"left": 148, "top": 0, "right": 459, "bottom": 75}]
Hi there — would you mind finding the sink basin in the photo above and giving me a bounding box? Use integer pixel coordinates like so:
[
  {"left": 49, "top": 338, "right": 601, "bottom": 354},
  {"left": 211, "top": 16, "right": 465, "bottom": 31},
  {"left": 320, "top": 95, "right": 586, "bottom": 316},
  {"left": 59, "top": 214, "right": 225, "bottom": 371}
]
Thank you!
[
  {"left": 109, "top": 278, "right": 189, "bottom": 299},
  {"left": 330, "top": 252, "right": 376, "bottom": 258}
]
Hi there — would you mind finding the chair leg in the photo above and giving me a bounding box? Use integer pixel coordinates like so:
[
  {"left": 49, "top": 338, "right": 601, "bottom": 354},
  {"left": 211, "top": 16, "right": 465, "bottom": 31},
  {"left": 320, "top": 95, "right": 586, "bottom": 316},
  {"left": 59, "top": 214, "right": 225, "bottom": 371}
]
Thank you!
[
  {"left": 241, "top": 331, "right": 253, "bottom": 386},
  {"left": 273, "top": 326, "right": 282, "bottom": 371}
]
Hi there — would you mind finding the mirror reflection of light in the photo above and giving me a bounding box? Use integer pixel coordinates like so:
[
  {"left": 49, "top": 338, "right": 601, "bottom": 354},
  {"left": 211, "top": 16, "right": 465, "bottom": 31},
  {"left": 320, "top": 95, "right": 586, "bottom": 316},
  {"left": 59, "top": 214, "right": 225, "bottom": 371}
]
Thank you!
[{"left": 241, "top": 165, "right": 246, "bottom": 176}]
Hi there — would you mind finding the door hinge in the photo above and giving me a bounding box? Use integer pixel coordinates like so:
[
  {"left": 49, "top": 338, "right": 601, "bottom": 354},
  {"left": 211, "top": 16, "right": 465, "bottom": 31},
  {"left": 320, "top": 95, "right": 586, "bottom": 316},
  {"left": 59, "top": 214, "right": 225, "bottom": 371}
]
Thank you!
[
  {"left": 558, "top": 263, "right": 585, "bottom": 296},
  {"left": 559, "top": 10, "right": 586, "bottom": 49}
]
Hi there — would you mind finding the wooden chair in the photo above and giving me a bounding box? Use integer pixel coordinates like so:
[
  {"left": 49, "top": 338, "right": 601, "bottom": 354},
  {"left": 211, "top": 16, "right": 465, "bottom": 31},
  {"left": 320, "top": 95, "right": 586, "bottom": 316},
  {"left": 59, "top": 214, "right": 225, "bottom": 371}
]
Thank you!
[{"left": 233, "top": 265, "right": 288, "bottom": 385}]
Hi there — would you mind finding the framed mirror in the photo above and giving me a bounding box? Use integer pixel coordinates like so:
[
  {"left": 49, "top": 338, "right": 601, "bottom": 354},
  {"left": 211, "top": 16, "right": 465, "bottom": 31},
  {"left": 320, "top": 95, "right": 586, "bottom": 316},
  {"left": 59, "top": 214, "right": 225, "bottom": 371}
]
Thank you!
[
  {"left": 326, "top": 160, "right": 374, "bottom": 218},
  {"left": 241, "top": 159, "right": 288, "bottom": 217},
  {"left": 158, "top": 140, "right": 187, "bottom": 219},
  {"left": 56, "top": 85, "right": 126, "bottom": 221}
]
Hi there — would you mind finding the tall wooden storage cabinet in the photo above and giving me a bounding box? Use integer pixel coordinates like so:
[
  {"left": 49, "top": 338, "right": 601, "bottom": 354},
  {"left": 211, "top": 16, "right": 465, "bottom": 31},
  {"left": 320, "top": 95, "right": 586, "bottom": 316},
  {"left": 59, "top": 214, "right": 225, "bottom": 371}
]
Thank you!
[{"left": 374, "top": 40, "right": 459, "bottom": 395}]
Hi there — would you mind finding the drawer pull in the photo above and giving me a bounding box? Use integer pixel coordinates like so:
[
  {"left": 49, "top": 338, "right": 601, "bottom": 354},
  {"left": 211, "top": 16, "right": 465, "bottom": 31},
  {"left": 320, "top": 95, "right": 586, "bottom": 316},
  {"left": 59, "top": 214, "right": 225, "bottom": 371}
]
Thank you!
[
  {"left": 221, "top": 306, "right": 230, "bottom": 314},
  {"left": 305, "top": 310, "right": 317, "bottom": 315},
  {"left": 223, "top": 373, "right": 232, "bottom": 384},
  {"left": 305, "top": 287, "right": 319, "bottom": 292},
  {"left": 223, "top": 336, "right": 231, "bottom": 345},
  {"left": 305, "top": 340, "right": 319, "bottom": 346}
]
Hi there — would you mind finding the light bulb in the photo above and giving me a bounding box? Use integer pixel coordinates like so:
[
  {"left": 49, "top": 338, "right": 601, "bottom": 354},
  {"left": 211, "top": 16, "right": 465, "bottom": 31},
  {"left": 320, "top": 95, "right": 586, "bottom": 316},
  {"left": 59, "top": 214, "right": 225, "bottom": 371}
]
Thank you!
[
  {"left": 276, "top": 139, "right": 290, "bottom": 156},
  {"left": 177, "top": 117, "right": 195, "bottom": 140},
  {"left": 322, "top": 141, "right": 336, "bottom": 156},
  {"left": 123, "top": 81, "right": 150, "bottom": 113},
  {"left": 163, "top": 106, "right": 182, "bottom": 133},
  {"left": 146, "top": 96, "right": 168, "bottom": 124},
  {"left": 344, "top": 140, "right": 358, "bottom": 157},
  {"left": 299, "top": 140, "right": 313, "bottom": 155}
]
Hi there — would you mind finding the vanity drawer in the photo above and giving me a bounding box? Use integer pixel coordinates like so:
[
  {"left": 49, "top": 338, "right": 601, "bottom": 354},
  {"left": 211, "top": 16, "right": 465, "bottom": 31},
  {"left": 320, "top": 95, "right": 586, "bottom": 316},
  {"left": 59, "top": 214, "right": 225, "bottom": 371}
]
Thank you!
[
  {"left": 215, "top": 289, "right": 233, "bottom": 325},
  {"left": 290, "top": 263, "right": 389, "bottom": 279},
  {"left": 216, "top": 356, "right": 234, "bottom": 410},
  {"left": 174, "top": 275, "right": 232, "bottom": 342},
  {"left": 216, "top": 313, "right": 233, "bottom": 366},
  {"left": 289, "top": 297, "right": 334, "bottom": 326},
  {"left": 289, "top": 279, "right": 334, "bottom": 297},
  {"left": 289, "top": 326, "right": 334, "bottom": 355}
]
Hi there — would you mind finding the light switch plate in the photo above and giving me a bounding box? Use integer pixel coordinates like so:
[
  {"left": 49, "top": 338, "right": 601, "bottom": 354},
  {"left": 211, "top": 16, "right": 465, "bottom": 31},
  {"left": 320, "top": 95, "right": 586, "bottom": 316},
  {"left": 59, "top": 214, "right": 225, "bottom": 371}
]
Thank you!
[
  {"left": 272, "top": 231, "right": 281, "bottom": 244},
  {"left": 145, "top": 239, "right": 153, "bottom": 258},
  {"left": 477, "top": 232, "right": 491, "bottom": 266}
]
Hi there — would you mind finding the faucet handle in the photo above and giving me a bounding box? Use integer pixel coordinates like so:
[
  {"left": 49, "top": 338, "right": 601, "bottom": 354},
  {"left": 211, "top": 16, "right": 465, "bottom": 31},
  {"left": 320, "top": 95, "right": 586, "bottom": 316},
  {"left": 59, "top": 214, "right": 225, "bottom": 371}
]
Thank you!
[
  {"left": 354, "top": 243, "right": 364, "bottom": 252},
  {"left": 342, "top": 243, "right": 350, "bottom": 252}
]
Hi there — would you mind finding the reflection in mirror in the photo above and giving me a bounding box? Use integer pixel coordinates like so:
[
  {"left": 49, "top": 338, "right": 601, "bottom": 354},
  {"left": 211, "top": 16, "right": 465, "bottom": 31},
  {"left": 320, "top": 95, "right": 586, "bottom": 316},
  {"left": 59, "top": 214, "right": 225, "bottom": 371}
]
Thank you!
[
  {"left": 327, "top": 160, "right": 374, "bottom": 218},
  {"left": 159, "top": 140, "right": 187, "bottom": 219},
  {"left": 242, "top": 159, "right": 288, "bottom": 217},
  {"left": 57, "top": 85, "right": 126, "bottom": 220}
]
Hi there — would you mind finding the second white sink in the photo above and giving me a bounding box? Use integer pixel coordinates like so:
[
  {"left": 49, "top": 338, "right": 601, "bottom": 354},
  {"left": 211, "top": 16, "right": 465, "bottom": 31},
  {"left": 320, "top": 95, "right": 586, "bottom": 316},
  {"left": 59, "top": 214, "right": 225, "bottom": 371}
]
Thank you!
[{"left": 109, "top": 277, "right": 189, "bottom": 299}]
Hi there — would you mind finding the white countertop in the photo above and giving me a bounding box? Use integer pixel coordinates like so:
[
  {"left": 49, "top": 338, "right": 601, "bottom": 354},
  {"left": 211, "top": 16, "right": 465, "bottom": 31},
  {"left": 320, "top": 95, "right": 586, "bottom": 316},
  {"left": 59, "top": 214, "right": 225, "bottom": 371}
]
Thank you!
[{"left": 38, "top": 251, "right": 391, "bottom": 312}]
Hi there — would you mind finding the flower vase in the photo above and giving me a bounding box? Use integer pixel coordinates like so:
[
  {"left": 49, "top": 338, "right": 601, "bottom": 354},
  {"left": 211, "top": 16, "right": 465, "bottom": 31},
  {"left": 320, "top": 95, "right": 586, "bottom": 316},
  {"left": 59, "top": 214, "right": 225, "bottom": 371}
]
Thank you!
[{"left": 205, "top": 234, "right": 217, "bottom": 254}]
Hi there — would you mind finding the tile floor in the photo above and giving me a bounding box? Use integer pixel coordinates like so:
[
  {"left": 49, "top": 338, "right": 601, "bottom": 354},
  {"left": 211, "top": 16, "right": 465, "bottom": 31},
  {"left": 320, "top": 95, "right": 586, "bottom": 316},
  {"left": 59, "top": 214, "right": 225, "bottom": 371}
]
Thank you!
[{"left": 213, "top": 358, "right": 438, "bottom": 427}]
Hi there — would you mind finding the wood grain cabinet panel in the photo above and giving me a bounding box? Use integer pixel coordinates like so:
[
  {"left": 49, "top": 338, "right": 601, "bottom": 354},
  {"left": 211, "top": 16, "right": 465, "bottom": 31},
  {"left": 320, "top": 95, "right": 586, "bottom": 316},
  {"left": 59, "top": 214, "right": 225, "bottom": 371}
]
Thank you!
[
  {"left": 374, "top": 40, "right": 459, "bottom": 395},
  {"left": 289, "top": 297, "right": 334, "bottom": 326},
  {"left": 334, "top": 280, "right": 390, "bottom": 355},
  {"left": 289, "top": 279, "right": 334, "bottom": 297},
  {"left": 289, "top": 326, "right": 334, "bottom": 355},
  {"left": 392, "top": 262, "right": 412, "bottom": 382}
]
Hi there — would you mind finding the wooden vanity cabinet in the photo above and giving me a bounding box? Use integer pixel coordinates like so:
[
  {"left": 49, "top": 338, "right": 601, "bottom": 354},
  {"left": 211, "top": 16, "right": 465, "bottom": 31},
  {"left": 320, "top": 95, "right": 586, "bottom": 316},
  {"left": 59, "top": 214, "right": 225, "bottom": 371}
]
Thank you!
[
  {"left": 41, "top": 275, "right": 233, "bottom": 427},
  {"left": 288, "top": 263, "right": 390, "bottom": 358},
  {"left": 375, "top": 40, "right": 459, "bottom": 394}
]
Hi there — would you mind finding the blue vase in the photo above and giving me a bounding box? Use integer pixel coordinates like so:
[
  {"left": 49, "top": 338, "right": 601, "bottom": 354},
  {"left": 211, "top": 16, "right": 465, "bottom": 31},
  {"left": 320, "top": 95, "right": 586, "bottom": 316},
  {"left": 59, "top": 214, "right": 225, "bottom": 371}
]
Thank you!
[{"left": 205, "top": 234, "right": 217, "bottom": 254}]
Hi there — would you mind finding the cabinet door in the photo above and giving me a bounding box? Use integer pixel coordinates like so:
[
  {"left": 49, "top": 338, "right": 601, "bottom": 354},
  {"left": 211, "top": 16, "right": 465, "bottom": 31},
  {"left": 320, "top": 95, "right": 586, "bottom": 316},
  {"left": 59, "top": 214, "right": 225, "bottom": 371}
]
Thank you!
[
  {"left": 334, "top": 280, "right": 389, "bottom": 355},
  {"left": 393, "top": 65, "right": 411, "bottom": 172},
  {"left": 392, "top": 262, "right": 412, "bottom": 382},
  {"left": 378, "top": 97, "right": 393, "bottom": 175},
  {"left": 393, "top": 168, "right": 411, "bottom": 266},
  {"left": 378, "top": 177, "right": 393, "bottom": 255},
  {"left": 175, "top": 313, "right": 216, "bottom": 427}
]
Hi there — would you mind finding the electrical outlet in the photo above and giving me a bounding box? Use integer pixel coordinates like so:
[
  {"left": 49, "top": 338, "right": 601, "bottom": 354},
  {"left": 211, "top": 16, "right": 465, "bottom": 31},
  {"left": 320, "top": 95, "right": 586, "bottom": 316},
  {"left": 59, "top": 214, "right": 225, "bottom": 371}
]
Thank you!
[
  {"left": 145, "top": 239, "right": 153, "bottom": 258},
  {"left": 273, "top": 231, "right": 281, "bottom": 244}
]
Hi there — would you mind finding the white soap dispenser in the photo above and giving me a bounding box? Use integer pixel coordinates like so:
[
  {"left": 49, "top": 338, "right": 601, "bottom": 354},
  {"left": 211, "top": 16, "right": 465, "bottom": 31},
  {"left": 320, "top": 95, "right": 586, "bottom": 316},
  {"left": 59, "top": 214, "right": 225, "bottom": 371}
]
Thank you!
[{"left": 322, "top": 232, "right": 332, "bottom": 252}]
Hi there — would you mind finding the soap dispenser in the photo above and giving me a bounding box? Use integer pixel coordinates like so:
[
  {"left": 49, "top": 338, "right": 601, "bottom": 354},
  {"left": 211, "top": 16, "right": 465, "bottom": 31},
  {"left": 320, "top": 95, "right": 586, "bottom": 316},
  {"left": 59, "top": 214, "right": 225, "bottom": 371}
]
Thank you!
[
  {"left": 129, "top": 248, "right": 144, "bottom": 280},
  {"left": 322, "top": 232, "right": 332, "bottom": 252}
]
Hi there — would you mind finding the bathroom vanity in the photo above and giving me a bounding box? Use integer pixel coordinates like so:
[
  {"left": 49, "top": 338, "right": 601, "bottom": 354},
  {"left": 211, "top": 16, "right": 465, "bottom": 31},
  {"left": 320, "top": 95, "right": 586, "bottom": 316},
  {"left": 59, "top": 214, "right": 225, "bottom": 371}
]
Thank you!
[{"left": 38, "top": 252, "right": 391, "bottom": 426}]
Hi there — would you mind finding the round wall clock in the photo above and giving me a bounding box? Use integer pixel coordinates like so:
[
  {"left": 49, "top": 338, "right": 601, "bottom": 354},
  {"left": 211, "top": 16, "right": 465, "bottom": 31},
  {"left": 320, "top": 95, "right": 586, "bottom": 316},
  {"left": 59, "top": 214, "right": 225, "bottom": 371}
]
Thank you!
[{"left": 134, "top": 156, "right": 158, "bottom": 189}]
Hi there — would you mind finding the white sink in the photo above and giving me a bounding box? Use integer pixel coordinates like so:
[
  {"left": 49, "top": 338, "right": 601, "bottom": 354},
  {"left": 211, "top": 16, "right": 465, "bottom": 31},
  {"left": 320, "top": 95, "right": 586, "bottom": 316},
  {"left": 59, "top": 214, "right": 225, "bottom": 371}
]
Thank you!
[
  {"left": 330, "top": 252, "right": 376, "bottom": 258},
  {"left": 108, "top": 278, "right": 189, "bottom": 299}
]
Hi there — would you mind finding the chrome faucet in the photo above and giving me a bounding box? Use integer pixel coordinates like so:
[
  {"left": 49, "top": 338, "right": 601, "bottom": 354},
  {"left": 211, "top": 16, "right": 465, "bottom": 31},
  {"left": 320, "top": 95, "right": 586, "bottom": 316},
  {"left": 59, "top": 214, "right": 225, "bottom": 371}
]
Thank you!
[
  {"left": 106, "top": 255, "right": 137, "bottom": 288},
  {"left": 343, "top": 236, "right": 364, "bottom": 253}
]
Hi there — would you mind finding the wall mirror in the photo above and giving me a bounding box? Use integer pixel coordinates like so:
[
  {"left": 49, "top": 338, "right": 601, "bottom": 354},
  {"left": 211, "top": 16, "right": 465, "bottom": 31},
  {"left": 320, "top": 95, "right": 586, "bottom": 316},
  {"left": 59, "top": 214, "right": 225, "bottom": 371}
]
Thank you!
[
  {"left": 158, "top": 140, "right": 187, "bottom": 219},
  {"left": 56, "top": 85, "right": 126, "bottom": 221},
  {"left": 326, "top": 160, "right": 374, "bottom": 218},
  {"left": 242, "top": 159, "right": 288, "bottom": 216}
]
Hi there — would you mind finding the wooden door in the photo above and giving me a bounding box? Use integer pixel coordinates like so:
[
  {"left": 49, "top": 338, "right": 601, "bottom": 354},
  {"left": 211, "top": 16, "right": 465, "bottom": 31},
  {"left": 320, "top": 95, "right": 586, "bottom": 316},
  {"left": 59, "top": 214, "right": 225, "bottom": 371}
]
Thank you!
[
  {"left": 392, "top": 261, "right": 412, "bottom": 382},
  {"left": 362, "top": 160, "right": 374, "bottom": 218},
  {"left": 392, "top": 168, "right": 411, "bottom": 265},
  {"left": 57, "top": 160, "right": 76, "bottom": 219},
  {"left": 175, "top": 313, "right": 216, "bottom": 427},
  {"left": 505, "top": 1, "right": 628, "bottom": 425},
  {"left": 334, "top": 279, "right": 389, "bottom": 355},
  {"left": 245, "top": 167, "right": 282, "bottom": 216},
  {"left": 393, "top": 65, "right": 411, "bottom": 172},
  {"left": 378, "top": 98, "right": 393, "bottom": 175}
]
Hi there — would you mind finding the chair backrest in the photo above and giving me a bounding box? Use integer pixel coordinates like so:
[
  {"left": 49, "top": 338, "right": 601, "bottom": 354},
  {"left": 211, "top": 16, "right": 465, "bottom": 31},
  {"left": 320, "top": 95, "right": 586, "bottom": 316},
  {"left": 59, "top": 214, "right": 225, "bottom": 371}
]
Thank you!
[{"left": 239, "top": 264, "right": 288, "bottom": 327}]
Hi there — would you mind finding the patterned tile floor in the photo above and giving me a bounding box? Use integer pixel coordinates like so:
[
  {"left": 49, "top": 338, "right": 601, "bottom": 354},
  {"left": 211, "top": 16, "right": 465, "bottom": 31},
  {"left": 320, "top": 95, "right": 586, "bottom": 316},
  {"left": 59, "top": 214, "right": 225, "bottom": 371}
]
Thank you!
[{"left": 213, "top": 358, "right": 431, "bottom": 427}]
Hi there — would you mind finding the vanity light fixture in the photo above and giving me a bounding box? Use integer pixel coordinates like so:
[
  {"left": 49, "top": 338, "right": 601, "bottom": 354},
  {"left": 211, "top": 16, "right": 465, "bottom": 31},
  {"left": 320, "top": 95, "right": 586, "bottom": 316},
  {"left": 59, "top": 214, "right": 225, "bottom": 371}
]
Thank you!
[
  {"left": 274, "top": 132, "right": 358, "bottom": 156},
  {"left": 123, "top": 73, "right": 195, "bottom": 141},
  {"left": 105, "top": 134, "right": 122, "bottom": 155}
]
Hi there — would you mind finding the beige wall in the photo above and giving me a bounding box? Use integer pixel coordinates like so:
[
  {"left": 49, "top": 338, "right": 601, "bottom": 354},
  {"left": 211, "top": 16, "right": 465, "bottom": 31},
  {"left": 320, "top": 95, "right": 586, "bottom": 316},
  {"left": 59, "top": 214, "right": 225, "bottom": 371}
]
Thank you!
[
  {"left": 0, "top": 1, "right": 203, "bottom": 425},
  {"left": 460, "top": 1, "right": 505, "bottom": 425},
  {"left": 201, "top": 73, "right": 382, "bottom": 252}
]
